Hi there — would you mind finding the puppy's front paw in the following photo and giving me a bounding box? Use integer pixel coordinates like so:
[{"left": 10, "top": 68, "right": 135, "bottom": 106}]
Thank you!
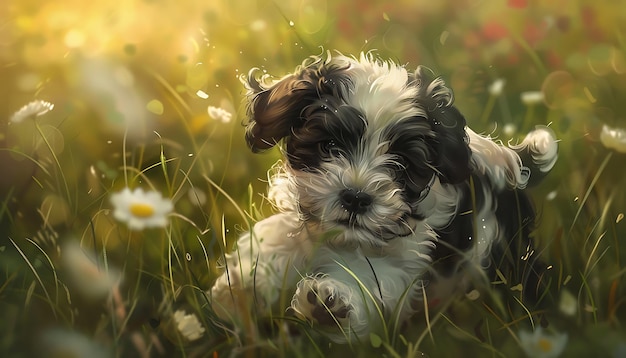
[{"left": 290, "top": 275, "right": 353, "bottom": 327}]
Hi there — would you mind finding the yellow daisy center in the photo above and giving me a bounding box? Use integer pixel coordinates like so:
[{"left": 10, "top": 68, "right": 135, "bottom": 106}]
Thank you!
[
  {"left": 129, "top": 202, "right": 155, "bottom": 218},
  {"left": 538, "top": 338, "right": 553, "bottom": 352}
]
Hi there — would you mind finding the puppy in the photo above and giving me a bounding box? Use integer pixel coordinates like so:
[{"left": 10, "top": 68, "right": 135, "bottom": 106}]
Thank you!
[{"left": 209, "top": 52, "right": 557, "bottom": 342}]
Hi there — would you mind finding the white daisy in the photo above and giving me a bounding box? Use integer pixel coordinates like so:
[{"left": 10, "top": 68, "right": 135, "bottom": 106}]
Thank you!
[
  {"left": 10, "top": 100, "right": 55, "bottom": 123},
  {"left": 207, "top": 105, "right": 232, "bottom": 123},
  {"left": 173, "top": 310, "right": 205, "bottom": 341},
  {"left": 110, "top": 187, "right": 173, "bottom": 230},
  {"left": 600, "top": 124, "right": 626, "bottom": 153},
  {"left": 521, "top": 91, "right": 545, "bottom": 105},
  {"left": 488, "top": 78, "right": 506, "bottom": 96},
  {"left": 519, "top": 327, "right": 568, "bottom": 358},
  {"left": 62, "top": 242, "right": 120, "bottom": 300}
]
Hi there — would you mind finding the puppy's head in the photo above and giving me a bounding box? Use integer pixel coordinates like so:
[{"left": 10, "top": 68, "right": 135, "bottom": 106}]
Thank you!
[{"left": 243, "top": 52, "right": 470, "bottom": 247}]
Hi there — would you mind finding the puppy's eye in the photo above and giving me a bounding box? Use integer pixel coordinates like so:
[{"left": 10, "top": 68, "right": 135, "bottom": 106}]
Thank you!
[{"left": 319, "top": 139, "right": 340, "bottom": 156}]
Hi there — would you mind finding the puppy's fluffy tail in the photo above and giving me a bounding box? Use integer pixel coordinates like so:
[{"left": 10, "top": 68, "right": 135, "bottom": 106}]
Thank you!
[{"left": 509, "top": 126, "right": 558, "bottom": 187}]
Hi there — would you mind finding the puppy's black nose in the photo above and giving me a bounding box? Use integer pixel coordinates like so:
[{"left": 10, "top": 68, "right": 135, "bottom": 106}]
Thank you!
[{"left": 339, "top": 189, "right": 373, "bottom": 214}]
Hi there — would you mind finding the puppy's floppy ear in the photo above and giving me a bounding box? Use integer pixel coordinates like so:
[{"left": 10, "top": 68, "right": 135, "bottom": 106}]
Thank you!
[
  {"left": 415, "top": 66, "right": 471, "bottom": 184},
  {"left": 242, "top": 63, "right": 321, "bottom": 152}
]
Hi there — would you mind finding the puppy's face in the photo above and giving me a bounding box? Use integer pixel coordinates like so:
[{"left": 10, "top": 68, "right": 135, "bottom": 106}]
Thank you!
[{"left": 243, "top": 53, "right": 471, "bottom": 247}]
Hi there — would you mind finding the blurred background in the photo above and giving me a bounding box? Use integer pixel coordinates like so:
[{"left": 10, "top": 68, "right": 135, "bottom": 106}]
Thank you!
[{"left": 1, "top": 0, "right": 625, "bottom": 357}]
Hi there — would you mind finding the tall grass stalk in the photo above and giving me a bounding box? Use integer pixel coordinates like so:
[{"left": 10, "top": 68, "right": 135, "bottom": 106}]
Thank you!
[
  {"left": 34, "top": 122, "right": 72, "bottom": 208},
  {"left": 9, "top": 238, "right": 57, "bottom": 319}
]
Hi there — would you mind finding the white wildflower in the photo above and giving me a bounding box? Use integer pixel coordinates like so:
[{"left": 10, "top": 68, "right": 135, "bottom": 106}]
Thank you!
[
  {"left": 488, "top": 78, "right": 506, "bottom": 96},
  {"left": 600, "top": 124, "right": 626, "bottom": 153},
  {"left": 62, "top": 242, "right": 120, "bottom": 300},
  {"left": 110, "top": 187, "right": 173, "bottom": 230},
  {"left": 10, "top": 100, "right": 54, "bottom": 123},
  {"left": 521, "top": 91, "right": 545, "bottom": 105},
  {"left": 173, "top": 310, "right": 205, "bottom": 341},
  {"left": 208, "top": 105, "right": 232, "bottom": 123},
  {"left": 519, "top": 327, "right": 568, "bottom": 358}
]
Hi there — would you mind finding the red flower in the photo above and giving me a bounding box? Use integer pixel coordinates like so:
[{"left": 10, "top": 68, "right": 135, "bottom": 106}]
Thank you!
[{"left": 482, "top": 21, "right": 508, "bottom": 41}]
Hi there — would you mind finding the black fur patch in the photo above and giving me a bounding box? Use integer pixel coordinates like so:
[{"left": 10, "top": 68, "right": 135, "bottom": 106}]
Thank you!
[{"left": 288, "top": 101, "right": 366, "bottom": 170}]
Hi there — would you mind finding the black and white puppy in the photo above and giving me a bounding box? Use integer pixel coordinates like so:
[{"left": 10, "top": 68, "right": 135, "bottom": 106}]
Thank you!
[{"left": 210, "top": 52, "right": 557, "bottom": 342}]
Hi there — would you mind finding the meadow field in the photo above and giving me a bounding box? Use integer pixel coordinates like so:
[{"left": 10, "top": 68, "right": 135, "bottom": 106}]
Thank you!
[{"left": 1, "top": 0, "right": 625, "bottom": 357}]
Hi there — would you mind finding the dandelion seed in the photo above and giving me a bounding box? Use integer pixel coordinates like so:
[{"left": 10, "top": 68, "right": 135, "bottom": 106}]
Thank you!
[
  {"left": 110, "top": 188, "right": 173, "bottom": 230},
  {"left": 10, "top": 100, "right": 54, "bottom": 123},
  {"left": 617, "top": 213, "right": 624, "bottom": 224},
  {"left": 488, "top": 78, "right": 506, "bottom": 96},
  {"left": 600, "top": 124, "right": 626, "bottom": 153},
  {"left": 519, "top": 327, "right": 568, "bottom": 358},
  {"left": 208, "top": 106, "right": 232, "bottom": 123},
  {"left": 173, "top": 310, "right": 205, "bottom": 341},
  {"left": 521, "top": 91, "right": 545, "bottom": 105}
]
